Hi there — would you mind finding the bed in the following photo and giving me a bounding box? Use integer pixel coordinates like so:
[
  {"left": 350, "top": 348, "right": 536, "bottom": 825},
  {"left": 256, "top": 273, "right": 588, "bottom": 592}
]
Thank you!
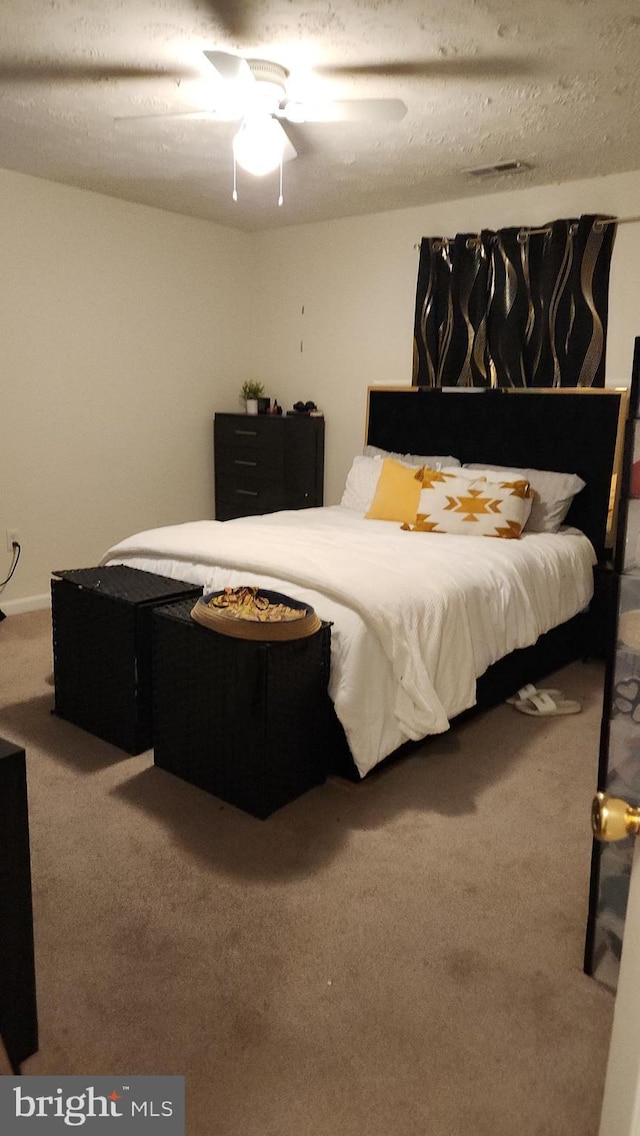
[{"left": 102, "top": 387, "right": 627, "bottom": 781}]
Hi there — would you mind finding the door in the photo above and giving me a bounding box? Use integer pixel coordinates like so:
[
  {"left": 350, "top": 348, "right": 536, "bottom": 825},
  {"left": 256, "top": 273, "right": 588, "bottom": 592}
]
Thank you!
[{"left": 593, "top": 792, "right": 640, "bottom": 1135}]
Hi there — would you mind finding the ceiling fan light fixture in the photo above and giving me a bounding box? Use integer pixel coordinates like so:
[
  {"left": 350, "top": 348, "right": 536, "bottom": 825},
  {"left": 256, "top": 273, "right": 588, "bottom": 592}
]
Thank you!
[{"left": 233, "top": 113, "right": 285, "bottom": 176}]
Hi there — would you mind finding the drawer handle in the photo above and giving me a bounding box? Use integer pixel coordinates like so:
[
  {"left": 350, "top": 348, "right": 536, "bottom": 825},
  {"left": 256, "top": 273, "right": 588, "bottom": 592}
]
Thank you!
[
  {"left": 234, "top": 459, "right": 257, "bottom": 467},
  {"left": 234, "top": 429, "right": 258, "bottom": 436},
  {"left": 236, "top": 489, "right": 259, "bottom": 497}
]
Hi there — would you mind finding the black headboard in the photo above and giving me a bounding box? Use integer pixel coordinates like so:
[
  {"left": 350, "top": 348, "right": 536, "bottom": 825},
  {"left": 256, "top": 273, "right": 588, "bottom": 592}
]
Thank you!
[{"left": 366, "top": 387, "right": 627, "bottom": 561}]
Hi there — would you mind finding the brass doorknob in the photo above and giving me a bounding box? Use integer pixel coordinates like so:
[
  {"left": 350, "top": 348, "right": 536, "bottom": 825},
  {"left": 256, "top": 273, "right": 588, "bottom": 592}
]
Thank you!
[{"left": 592, "top": 791, "right": 640, "bottom": 841}]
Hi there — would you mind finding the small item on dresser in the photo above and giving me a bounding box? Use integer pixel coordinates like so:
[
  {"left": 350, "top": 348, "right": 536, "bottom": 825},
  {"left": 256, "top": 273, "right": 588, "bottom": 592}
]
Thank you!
[
  {"left": 240, "top": 380, "right": 265, "bottom": 416},
  {"left": 190, "top": 586, "right": 322, "bottom": 640},
  {"left": 292, "top": 400, "right": 318, "bottom": 414},
  {"left": 266, "top": 400, "right": 282, "bottom": 415}
]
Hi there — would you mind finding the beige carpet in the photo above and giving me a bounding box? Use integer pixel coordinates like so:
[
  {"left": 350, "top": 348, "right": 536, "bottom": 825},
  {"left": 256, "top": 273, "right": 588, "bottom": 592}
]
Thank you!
[{"left": 0, "top": 609, "right": 614, "bottom": 1136}]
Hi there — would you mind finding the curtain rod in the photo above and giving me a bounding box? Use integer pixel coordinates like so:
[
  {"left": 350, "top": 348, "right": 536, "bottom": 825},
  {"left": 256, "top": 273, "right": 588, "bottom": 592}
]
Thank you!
[{"left": 413, "top": 214, "right": 640, "bottom": 250}]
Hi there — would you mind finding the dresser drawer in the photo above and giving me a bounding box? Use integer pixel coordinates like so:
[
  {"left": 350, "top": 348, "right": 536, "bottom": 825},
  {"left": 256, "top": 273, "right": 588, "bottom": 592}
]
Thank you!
[
  {"left": 216, "top": 485, "right": 284, "bottom": 521},
  {"left": 215, "top": 416, "right": 285, "bottom": 455},
  {"left": 216, "top": 447, "right": 284, "bottom": 487}
]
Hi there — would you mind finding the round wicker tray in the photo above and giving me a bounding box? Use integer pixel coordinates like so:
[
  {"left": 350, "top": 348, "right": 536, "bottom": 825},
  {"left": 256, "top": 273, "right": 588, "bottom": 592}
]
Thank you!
[{"left": 190, "top": 588, "right": 322, "bottom": 641}]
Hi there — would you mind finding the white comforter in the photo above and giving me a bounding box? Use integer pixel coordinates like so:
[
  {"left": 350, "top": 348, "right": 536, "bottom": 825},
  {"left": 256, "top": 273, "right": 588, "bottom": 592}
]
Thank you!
[{"left": 102, "top": 506, "right": 596, "bottom": 777}]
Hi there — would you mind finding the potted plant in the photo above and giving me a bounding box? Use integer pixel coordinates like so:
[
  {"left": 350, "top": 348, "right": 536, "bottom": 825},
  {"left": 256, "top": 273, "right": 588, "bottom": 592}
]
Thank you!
[{"left": 240, "top": 380, "right": 265, "bottom": 416}]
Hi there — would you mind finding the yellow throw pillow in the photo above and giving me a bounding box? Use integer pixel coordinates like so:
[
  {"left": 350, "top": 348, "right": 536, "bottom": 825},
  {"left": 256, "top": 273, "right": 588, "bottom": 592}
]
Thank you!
[
  {"left": 365, "top": 457, "right": 424, "bottom": 524},
  {"left": 402, "top": 467, "right": 533, "bottom": 539}
]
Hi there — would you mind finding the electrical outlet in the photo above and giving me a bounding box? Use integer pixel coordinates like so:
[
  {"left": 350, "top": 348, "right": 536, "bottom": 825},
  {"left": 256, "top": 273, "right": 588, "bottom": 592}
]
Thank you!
[{"left": 6, "top": 529, "right": 20, "bottom": 552}]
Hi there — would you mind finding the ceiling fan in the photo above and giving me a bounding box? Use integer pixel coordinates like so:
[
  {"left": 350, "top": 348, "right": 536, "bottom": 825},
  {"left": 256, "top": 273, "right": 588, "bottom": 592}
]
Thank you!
[
  {"left": 117, "top": 50, "right": 408, "bottom": 201},
  {"left": 199, "top": 49, "right": 408, "bottom": 127},
  {"left": 0, "top": 39, "right": 531, "bottom": 206}
]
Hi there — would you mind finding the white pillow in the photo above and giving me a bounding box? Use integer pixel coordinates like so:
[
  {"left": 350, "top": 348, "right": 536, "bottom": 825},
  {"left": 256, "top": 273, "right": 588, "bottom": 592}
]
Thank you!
[
  {"left": 341, "top": 456, "right": 386, "bottom": 512},
  {"left": 462, "top": 463, "right": 586, "bottom": 533},
  {"left": 363, "top": 444, "right": 460, "bottom": 468}
]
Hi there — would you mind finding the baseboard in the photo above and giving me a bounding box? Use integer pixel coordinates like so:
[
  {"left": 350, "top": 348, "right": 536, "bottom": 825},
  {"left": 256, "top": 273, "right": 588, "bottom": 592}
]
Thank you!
[{"left": 1, "top": 594, "right": 51, "bottom": 616}]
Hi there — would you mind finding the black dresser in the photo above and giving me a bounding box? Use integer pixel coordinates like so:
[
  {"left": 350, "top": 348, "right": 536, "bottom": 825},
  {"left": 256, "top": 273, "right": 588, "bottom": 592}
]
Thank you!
[{"left": 214, "top": 413, "right": 324, "bottom": 521}]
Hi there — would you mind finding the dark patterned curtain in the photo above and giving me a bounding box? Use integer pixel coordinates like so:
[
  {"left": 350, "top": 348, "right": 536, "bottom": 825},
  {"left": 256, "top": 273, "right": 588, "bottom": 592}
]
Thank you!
[{"left": 413, "top": 215, "right": 617, "bottom": 388}]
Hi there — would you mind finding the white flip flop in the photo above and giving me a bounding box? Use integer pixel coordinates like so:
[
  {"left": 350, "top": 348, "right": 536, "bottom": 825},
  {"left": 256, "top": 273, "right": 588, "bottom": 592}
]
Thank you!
[
  {"left": 512, "top": 690, "right": 582, "bottom": 717},
  {"left": 505, "top": 683, "right": 563, "bottom": 706}
]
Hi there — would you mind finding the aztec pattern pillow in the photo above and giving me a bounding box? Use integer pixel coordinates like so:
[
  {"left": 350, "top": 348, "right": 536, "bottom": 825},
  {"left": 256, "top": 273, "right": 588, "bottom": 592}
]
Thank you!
[
  {"left": 402, "top": 467, "right": 533, "bottom": 539},
  {"left": 463, "top": 463, "right": 585, "bottom": 533}
]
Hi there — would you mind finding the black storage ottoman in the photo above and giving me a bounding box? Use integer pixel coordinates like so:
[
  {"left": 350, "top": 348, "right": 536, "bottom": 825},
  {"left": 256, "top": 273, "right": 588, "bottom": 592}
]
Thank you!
[
  {"left": 0, "top": 738, "right": 38, "bottom": 1072},
  {"left": 51, "top": 567, "right": 202, "bottom": 754},
  {"left": 152, "top": 599, "right": 331, "bottom": 818}
]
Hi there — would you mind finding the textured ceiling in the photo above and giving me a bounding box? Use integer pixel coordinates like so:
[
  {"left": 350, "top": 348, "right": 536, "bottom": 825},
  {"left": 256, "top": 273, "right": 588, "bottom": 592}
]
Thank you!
[{"left": 1, "top": 0, "right": 639, "bottom": 231}]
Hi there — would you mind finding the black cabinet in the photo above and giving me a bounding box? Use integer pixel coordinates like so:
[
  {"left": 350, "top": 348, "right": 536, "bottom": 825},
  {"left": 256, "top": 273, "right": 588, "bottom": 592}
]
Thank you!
[
  {"left": 214, "top": 413, "right": 324, "bottom": 521},
  {"left": 0, "top": 738, "right": 38, "bottom": 1071}
]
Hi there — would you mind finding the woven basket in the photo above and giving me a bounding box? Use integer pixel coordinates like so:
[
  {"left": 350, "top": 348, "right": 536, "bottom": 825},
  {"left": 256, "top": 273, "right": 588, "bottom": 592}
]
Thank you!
[{"left": 190, "top": 588, "right": 322, "bottom": 641}]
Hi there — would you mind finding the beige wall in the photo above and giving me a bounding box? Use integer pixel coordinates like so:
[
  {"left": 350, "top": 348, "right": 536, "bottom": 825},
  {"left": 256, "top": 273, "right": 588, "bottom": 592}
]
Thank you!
[
  {"left": 3, "top": 164, "right": 640, "bottom": 607},
  {"left": 1, "top": 169, "right": 252, "bottom": 606},
  {"left": 251, "top": 169, "right": 640, "bottom": 508}
]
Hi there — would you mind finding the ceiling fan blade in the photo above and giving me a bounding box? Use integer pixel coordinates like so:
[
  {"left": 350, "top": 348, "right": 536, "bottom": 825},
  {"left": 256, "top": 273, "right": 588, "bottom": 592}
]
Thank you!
[
  {"left": 283, "top": 98, "right": 407, "bottom": 124},
  {"left": 276, "top": 121, "right": 314, "bottom": 159},
  {"left": 203, "top": 51, "right": 253, "bottom": 87},
  {"left": 0, "top": 60, "right": 189, "bottom": 83},
  {"left": 114, "top": 109, "right": 242, "bottom": 125},
  {"left": 315, "top": 56, "right": 535, "bottom": 81}
]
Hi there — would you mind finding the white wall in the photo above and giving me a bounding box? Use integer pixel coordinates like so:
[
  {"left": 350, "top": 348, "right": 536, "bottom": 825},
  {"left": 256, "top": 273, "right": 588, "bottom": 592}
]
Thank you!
[
  {"left": 3, "top": 164, "right": 640, "bottom": 607},
  {"left": 251, "top": 169, "right": 640, "bottom": 507},
  {"left": 0, "top": 169, "right": 252, "bottom": 606}
]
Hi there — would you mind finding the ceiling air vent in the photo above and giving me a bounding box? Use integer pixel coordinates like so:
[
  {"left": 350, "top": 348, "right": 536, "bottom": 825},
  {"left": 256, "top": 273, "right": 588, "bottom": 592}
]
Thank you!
[{"left": 466, "top": 159, "right": 532, "bottom": 178}]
